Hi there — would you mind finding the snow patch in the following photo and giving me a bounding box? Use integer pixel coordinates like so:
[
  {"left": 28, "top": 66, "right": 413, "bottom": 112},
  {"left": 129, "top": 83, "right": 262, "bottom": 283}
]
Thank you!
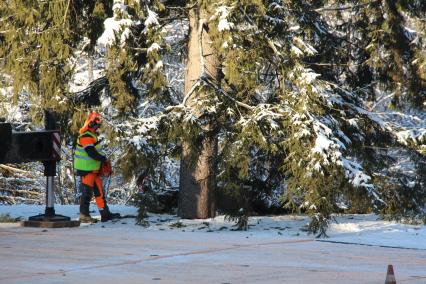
[
  {"left": 147, "top": 43, "right": 161, "bottom": 54},
  {"left": 145, "top": 8, "right": 159, "bottom": 28},
  {"left": 97, "top": 17, "right": 134, "bottom": 47},
  {"left": 216, "top": 6, "right": 234, "bottom": 32}
]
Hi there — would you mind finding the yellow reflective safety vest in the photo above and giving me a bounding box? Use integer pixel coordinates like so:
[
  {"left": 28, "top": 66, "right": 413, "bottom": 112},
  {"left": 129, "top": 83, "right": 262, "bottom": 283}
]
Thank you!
[{"left": 73, "top": 131, "right": 104, "bottom": 171}]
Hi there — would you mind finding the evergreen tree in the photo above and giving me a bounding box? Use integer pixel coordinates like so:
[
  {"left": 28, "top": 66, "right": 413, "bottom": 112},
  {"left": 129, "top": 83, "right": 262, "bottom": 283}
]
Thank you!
[
  {"left": 0, "top": 0, "right": 80, "bottom": 121},
  {"left": 177, "top": 2, "right": 219, "bottom": 218},
  {"left": 74, "top": 0, "right": 426, "bottom": 234},
  {"left": 0, "top": 0, "right": 116, "bottom": 135},
  {"left": 125, "top": 0, "right": 381, "bottom": 233},
  {"left": 315, "top": 0, "right": 426, "bottom": 224}
]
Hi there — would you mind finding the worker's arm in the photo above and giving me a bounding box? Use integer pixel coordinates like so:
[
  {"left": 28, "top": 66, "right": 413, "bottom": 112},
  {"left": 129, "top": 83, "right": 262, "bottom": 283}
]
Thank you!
[
  {"left": 79, "top": 135, "right": 107, "bottom": 162},
  {"left": 85, "top": 146, "right": 107, "bottom": 162}
]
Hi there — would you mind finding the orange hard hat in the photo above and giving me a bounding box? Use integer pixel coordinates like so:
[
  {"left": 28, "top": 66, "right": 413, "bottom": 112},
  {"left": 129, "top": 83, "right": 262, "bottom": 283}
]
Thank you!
[{"left": 79, "top": 112, "right": 102, "bottom": 133}]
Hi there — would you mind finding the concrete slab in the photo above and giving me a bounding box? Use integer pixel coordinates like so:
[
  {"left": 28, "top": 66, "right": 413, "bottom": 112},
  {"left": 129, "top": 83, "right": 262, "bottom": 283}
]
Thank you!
[
  {"left": 1, "top": 222, "right": 426, "bottom": 284},
  {"left": 21, "top": 220, "right": 80, "bottom": 228}
]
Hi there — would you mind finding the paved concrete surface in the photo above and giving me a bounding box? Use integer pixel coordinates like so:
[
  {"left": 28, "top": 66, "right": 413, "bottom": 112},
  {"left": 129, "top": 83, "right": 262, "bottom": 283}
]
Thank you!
[{"left": 1, "top": 223, "right": 426, "bottom": 284}]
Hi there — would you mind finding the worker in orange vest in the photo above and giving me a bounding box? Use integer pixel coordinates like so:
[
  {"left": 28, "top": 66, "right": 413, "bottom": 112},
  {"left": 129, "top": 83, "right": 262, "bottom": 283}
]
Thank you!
[{"left": 74, "top": 112, "right": 120, "bottom": 222}]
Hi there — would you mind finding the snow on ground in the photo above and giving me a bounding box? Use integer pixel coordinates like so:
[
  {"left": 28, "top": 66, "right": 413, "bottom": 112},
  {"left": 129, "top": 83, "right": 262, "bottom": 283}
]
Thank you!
[
  {"left": 1, "top": 205, "right": 426, "bottom": 284},
  {"left": 1, "top": 204, "right": 425, "bottom": 250}
]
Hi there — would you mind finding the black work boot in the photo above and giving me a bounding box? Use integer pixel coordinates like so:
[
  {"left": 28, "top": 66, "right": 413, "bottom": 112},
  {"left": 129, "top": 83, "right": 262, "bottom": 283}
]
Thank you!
[
  {"left": 100, "top": 205, "right": 121, "bottom": 222},
  {"left": 79, "top": 184, "right": 97, "bottom": 223},
  {"left": 79, "top": 213, "right": 98, "bottom": 223}
]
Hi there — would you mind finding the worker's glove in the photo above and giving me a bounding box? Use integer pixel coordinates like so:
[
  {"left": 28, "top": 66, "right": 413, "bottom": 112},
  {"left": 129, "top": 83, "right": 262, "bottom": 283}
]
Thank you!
[{"left": 100, "top": 160, "right": 112, "bottom": 176}]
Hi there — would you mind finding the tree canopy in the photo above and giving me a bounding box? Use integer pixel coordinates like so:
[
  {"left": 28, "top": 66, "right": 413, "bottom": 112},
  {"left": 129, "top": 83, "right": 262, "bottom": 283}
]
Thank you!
[{"left": 1, "top": 0, "right": 425, "bottom": 236}]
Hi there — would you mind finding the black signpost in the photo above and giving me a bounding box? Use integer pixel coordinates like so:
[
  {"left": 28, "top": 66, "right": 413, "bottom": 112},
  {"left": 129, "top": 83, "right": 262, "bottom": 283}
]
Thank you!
[{"left": 0, "top": 111, "right": 80, "bottom": 228}]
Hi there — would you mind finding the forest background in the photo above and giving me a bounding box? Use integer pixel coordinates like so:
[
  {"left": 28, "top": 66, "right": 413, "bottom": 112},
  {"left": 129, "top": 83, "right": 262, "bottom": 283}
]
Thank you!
[{"left": 0, "top": 0, "right": 425, "bottom": 236}]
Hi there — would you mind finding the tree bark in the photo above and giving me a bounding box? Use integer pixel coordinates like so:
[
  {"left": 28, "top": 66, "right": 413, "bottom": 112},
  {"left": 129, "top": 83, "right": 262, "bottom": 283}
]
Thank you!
[
  {"left": 178, "top": 5, "right": 218, "bottom": 219},
  {"left": 88, "top": 53, "right": 94, "bottom": 83}
]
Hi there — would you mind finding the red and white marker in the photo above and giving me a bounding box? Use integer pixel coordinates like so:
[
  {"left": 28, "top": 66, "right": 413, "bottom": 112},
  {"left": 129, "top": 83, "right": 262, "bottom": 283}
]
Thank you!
[
  {"left": 52, "top": 132, "right": 61, "bottom": 160},
  {"left": 385, "top": 264, "right": 396, "bottom": 284}
]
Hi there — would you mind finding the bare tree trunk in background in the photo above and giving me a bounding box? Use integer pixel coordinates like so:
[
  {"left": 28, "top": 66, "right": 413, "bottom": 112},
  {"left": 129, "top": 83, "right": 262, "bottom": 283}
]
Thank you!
[
  {"left": 178, "top": 5, "right": 218, "bottom": 219},
  {"left": 88, "top": 53, "right": 94, "bottom": 83}
]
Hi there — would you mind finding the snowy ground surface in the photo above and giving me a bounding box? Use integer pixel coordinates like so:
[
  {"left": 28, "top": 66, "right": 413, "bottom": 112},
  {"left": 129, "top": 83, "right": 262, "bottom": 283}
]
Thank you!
[{"left": 1, "top": 205, "right": 426, "bottom": 283}]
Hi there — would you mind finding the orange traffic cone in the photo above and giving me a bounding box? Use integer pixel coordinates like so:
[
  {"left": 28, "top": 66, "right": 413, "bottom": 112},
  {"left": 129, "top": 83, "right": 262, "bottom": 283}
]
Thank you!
[{"left": 385, "top": 264, "right": 396, "bottom": 284}]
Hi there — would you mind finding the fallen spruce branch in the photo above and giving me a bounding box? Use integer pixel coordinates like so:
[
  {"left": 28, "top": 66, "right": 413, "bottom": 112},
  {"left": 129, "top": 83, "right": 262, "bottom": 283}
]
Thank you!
[{"left": 0, "top": 164, "right": 40, "bottom": 177}]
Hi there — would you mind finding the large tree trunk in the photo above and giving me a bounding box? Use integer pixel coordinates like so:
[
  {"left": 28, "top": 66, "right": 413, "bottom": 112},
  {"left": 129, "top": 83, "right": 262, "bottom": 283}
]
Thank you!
[{"left": 178, "top": 6, "right": 218, "bottom": 219}]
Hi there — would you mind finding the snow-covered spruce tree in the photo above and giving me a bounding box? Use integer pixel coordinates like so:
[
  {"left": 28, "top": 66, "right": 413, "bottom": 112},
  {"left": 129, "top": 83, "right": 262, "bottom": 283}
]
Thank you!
[
  {"left": 321, "top": 0, "right": 425, "bottom": 106},
  {"left": 0, "top": 0, "right": 167, "bottom": 140},
  {"left": 135, "top": 0, "right": 377, "bottom": 232},
  {"left": 0, "top": 0, "right": 168, "bottom": 205},
  {"left": 187, "top": 0, "right": 425, "bottom": 235},
  {"left": 0, "top": 0, "right": 79, "bottom": 122},
  {"left": 197, "top": 0, "right": 379, "bottom": 236},
  {"left": 103, "top": 0, "right": 219, "bottom": 219},
  {"left": 315, "top": 0, "right": 426, "bottom": 223},
  {"left": 93, "top": 0, "right": 174, "bottom": 210},
  {"left": 176, "top": 1, "right": 220, "bottom": 219},
  {"left": 98, "top": 0, "right": 166, "bottom": 113},
  {"left": 300, "top": 0, "right": 425, "bottom": 108},
  {"left": 364, "top": 0, "right": 425, "bottom": 107},
  {"left": 0, "top": 1, "right": 118, "bottom": 205},
  {"left": 106, "top": 0, "right": 425, "bottom": 234},
  {"left": 0, "top": 0, "right": 115, "bottom": 134}
]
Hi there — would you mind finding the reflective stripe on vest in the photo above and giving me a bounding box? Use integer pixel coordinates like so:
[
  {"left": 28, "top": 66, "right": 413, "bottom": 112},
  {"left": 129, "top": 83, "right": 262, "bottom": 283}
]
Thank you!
[{"left": 73, "top": 131, "right": 103, "bottom": 171}]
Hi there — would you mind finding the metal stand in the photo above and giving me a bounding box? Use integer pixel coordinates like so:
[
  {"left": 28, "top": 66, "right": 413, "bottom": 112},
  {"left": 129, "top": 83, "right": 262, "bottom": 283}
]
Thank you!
[{"left": 21, "top": 111, "right": 80, "bottom": 228}]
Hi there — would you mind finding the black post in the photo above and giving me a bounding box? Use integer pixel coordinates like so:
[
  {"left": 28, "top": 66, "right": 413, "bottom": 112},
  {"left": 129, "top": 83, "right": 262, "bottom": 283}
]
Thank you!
[
  {"left": 0, "top": 123, "right": 12, "bottom": 162},
  {"left": 43, "top": 110, "right": 57, "bottom": 218}
]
